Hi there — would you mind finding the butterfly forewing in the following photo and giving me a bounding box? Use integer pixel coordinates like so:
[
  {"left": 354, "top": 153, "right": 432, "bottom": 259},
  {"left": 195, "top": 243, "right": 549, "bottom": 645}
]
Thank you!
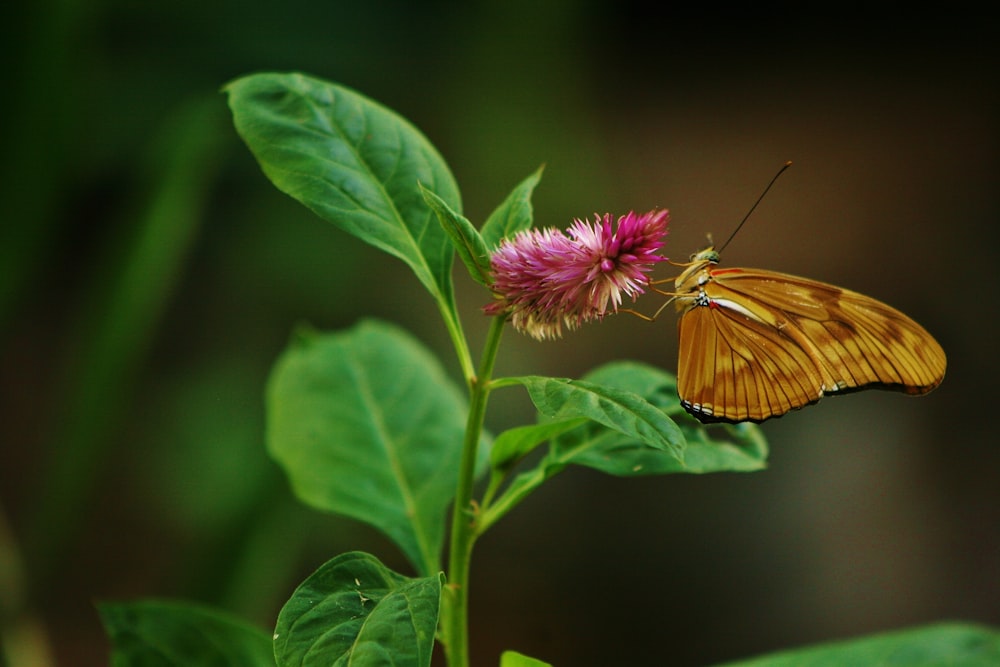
[
  {"left": 678, "top": 280, "right": 829, "bottom": 422},
  {"left": 674, "top": 250, "right": 946, "bottom": 423}
]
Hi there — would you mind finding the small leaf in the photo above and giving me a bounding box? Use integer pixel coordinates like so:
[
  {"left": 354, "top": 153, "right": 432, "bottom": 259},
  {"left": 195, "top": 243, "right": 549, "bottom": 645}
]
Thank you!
[
  {"left": 225, "top": 72, "right": 460, "bottom": 305},
  {"left": 489, "top": 418, "right": 587, "bottom": 472},
  {"left": 421, "top": 183, "right": 491, "bottom": 286},
  {"left": 98, "top": 599, "right": 273, "bottom": 667},
  {"left": 500, "top": 650, "right": 553, "bottom": 667},
  {"left": 556, "top": 362, "right": 767, "bottom": 475},
  {"left": 480, "top": 365, "right": 766, "bottom": 531},
  {"left": 509, "top": 375, "right": 686, "bottom": 463},
  {"left": 274, "top": 552, "right": 441, "bottom": 667},
  {"left": 717, "top": 622, "right": 1000, "bottom": 666},
  {"left": 266, "top": 319, "right": 486, "bottom": 576},
  {"left": 555, "top": 420, "right": 767, "bottom": 476},
  {"left": 480, "top": 166, "right": 544, "bottom": 250}
]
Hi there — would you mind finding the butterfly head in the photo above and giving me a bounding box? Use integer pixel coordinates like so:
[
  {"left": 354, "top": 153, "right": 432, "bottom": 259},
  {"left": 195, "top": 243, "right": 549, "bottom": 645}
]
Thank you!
[
  {"left": 675, "top": 245, "right": 721, "bottom": 296},
  {"left": 689, "top": 246, "right": 720, "bottom": 264}
]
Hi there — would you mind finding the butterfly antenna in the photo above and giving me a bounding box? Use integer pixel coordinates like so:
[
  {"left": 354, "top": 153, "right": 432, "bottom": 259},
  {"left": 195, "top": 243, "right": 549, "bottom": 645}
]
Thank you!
[{"left": 718, "top": 161, "right": 793, "bottom": 253}]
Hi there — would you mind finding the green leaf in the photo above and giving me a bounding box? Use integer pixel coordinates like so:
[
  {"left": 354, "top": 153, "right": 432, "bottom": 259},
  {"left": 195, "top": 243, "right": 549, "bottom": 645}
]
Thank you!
[
  {"left": 489, "top": 418, "right": 587, "bottom": 472},
  {"left": 266, "top": 319, "right": 485, "bottom": 576},
  {"left": 274, "top": 552, "right": 441, "bottom": 667},
  {"left": 583, "top": 360, "right": 682, "bottom": 413},
  {"left": 480, "top": 166, "right": 544, "bottom": 250},
  {"left": 480, "top": 364, "right": 767, "bottom": 531},
  {"left": 556, "top": 362, "right": 767, "bottom": 475},
  {"left": 225, "top": 72, "right": 460, "bottom": 306},
  {"left": 420, "top": 183, "right": 491, "bottom": 286},
  {"left": 716, "top": 622, "right": 1000, "bottom": 666},
  {"left": 500, "top": 650, "right": 553, "bottom": 667},
  {"left": 98, "top": 599, "right": 273, "bottom": 667},
  {"left": 509, "top": 375, "right": 686, "bottom": 463}
]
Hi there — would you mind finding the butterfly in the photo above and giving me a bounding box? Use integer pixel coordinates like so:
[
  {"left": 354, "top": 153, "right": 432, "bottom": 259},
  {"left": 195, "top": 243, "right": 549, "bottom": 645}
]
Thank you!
[
  {"left": 665, "top": 247, "right": 946, "bottom": 423},
  {"left": 657, "top": 164, "right": 946, "bottom": 423}
]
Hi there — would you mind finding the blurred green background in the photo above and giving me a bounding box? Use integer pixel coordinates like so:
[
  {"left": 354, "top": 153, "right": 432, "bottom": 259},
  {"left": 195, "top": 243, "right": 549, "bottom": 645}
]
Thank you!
[{"left": 1, "top": 3, "right": 997, "bottom": 666}]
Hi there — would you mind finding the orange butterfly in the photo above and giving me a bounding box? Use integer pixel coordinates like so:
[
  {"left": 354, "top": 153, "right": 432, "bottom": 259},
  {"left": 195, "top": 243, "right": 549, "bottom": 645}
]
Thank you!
[
  {"left": 657, "top": 163, "right": 946, "bottom": 423},
  {"left": 667, "top": 246, "right": 946, "bottom": 423}
]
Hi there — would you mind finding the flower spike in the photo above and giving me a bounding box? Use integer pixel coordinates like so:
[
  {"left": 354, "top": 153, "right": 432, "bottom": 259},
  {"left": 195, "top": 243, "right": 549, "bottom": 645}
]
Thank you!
[{"left": 484, "top": 209, "right": 669, "bottom": 339}]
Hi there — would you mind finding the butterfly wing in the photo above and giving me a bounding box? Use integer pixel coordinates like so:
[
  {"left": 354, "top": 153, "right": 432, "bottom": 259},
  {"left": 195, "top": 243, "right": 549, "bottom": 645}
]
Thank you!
[
  {"left": 677, "top": 267, "right": 946, "bottom": 423},
  {"left": 677, "top": 292, "right": 823, "bottom": 422}
]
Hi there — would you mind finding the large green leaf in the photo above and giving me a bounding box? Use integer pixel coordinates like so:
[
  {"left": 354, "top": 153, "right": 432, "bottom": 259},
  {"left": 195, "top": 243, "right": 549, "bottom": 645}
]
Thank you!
[
  {"left": 557, "top": 361, "right": 768, "bottom": 475},
  {"left": 266, "top": 320, "right": 484, "bottom": 576},
  {"left": 717, "top": 622, "right": 1000, "bottom": 666},
  {"left": 98, "top": 599, "right": 273, "bottom": 667},
  {"left": 225, "top": 72, "right": 460, "bottom": 305},
  {"left": 273, "top": 552, "right": 441, "bottom": 667}
]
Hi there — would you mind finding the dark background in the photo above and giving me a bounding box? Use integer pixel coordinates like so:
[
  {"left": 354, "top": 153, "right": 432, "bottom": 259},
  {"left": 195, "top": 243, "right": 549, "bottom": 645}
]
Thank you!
[{"left": 2, "top": 3, "right": 997, "bottom": 666}]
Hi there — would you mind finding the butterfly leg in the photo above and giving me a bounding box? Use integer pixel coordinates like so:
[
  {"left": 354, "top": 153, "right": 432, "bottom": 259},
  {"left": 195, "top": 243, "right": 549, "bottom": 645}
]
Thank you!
[{"left": 619, "top": 292, "right": 679, "bottom": 322}]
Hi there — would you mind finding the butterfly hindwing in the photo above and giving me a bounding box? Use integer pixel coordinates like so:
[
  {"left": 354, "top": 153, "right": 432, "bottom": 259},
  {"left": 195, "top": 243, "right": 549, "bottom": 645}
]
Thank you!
[{"left": 674, "top": 255, "right": 946, "bottom": 423}]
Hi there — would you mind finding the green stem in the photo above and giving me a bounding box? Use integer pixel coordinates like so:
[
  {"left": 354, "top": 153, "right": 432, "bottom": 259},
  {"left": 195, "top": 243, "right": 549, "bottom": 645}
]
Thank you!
[
  {"left": 442, "top": 315, "right": 505, "bottom": 667},
  {"left": 478, "top": 459, "right": 565, "bottom": 535}
]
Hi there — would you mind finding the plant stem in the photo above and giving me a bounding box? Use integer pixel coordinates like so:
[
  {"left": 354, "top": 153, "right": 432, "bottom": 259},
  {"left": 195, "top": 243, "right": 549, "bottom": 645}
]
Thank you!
[{"left": 442, "top": 315, "right": 505, "bottom": 667}]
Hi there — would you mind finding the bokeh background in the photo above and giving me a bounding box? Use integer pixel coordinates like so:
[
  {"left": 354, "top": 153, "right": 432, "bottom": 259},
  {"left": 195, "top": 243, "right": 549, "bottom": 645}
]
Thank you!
[{"left": 2, "top": 3, "right": 998, "bottom": 666}]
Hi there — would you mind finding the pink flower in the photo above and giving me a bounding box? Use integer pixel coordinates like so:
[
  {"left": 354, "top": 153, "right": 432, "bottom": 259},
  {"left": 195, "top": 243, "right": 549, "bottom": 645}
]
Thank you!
[{"left": 484, "top": 209, "right": 669, "bottom": 339}]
